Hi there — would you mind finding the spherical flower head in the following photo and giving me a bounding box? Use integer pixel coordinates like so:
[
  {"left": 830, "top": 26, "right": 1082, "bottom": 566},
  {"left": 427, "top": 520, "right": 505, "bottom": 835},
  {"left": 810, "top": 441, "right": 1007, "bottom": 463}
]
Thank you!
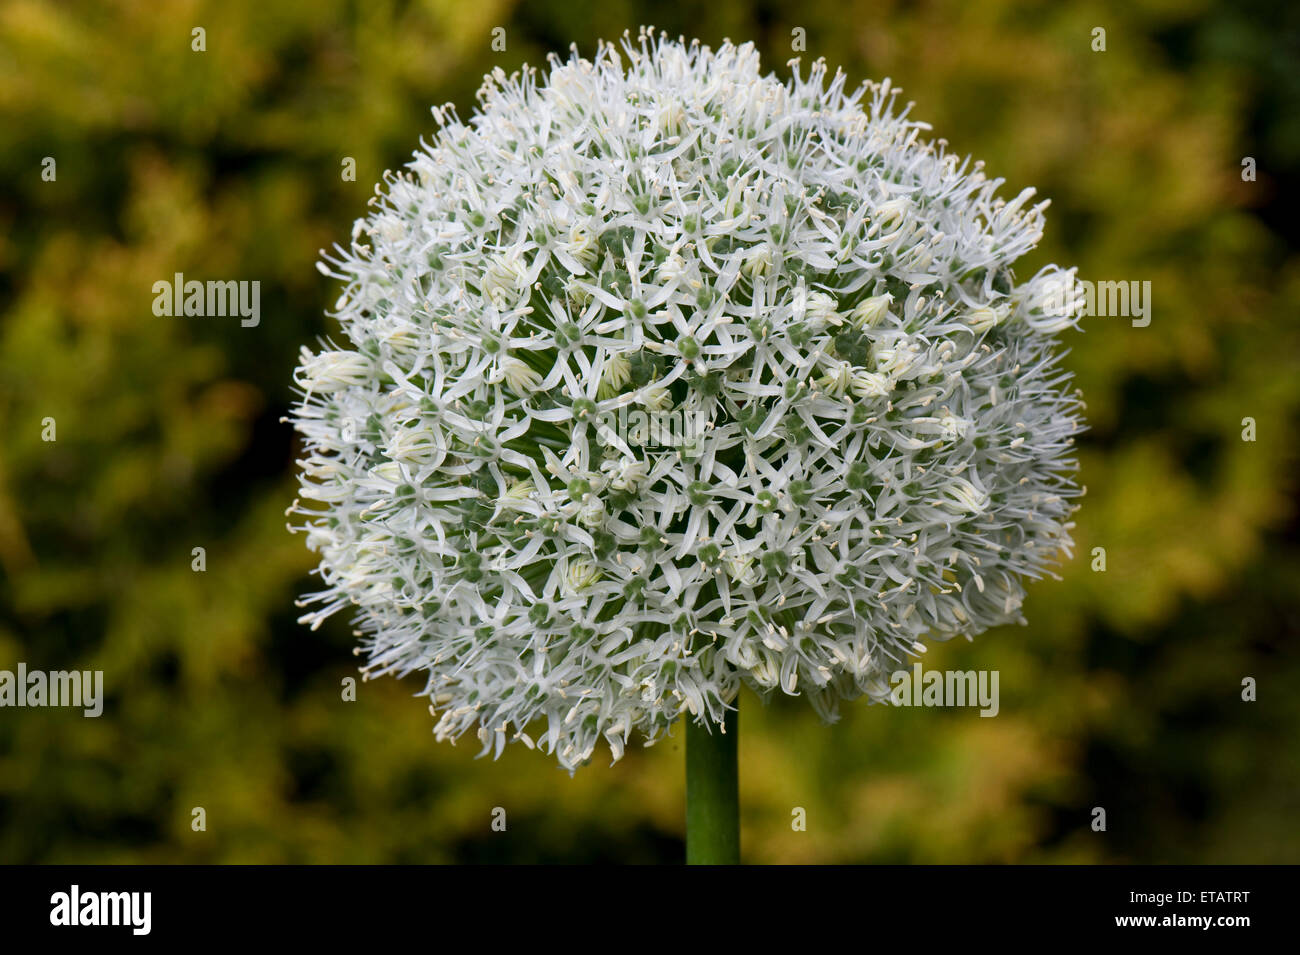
[{"left": 290, "top": 30, "right": 1084, "bottom": 770}]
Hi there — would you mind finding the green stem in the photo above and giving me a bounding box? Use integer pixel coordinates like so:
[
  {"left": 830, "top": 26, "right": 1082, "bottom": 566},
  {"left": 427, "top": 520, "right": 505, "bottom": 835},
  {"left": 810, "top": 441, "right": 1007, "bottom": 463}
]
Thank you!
[{"left": 685, "top": 701, "right": 739, "bottom": 865}]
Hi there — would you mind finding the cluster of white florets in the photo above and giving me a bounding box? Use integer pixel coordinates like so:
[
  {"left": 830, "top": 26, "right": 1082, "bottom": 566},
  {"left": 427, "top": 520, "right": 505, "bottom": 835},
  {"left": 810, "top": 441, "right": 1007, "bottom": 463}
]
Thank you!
[{"left": 290, "top": 30, "right": 1083, "bottom": 769}]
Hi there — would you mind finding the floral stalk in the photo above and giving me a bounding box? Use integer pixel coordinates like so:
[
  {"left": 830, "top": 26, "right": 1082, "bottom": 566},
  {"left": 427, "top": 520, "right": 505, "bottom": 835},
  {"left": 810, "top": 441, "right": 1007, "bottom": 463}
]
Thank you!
[{"left": 686, "top": 703, "right": 739, "bottom": 864}]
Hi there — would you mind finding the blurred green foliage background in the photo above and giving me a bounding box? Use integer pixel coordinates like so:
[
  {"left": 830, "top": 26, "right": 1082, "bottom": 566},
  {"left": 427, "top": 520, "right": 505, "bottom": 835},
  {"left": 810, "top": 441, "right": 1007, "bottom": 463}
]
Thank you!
[{"left": 2, "top": 0, "right": 1297, "bottom": 863}]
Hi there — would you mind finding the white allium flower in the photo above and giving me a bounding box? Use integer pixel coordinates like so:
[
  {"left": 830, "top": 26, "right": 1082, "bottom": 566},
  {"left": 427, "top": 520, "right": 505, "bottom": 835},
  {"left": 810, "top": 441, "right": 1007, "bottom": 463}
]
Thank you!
[
  {"left": 850, "top": 294, "right": 893, "bottom": 328},
  {"left": 597, "top": 352, "right": 633, "bottom": 398},
  {"left": 850, "top": 370, "right": 891, "bottom": 399},
  {"left": 966, "top": 305, "right": 1006, "bottom": 334},
  {"left": 804, "top": 291, "right": 843, "bottom": 327},
  {"left": 640, "top": 386, "right": 672, "bottom": 412},
  {"left": 295, "top": 348, "right": 374, "bottom": 393},
  {"left": 499, "top": 355, "right": 542, "bottom": 393},
  {"left": 291, "top": 30, "right": 1084, "bottom": 770}
]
